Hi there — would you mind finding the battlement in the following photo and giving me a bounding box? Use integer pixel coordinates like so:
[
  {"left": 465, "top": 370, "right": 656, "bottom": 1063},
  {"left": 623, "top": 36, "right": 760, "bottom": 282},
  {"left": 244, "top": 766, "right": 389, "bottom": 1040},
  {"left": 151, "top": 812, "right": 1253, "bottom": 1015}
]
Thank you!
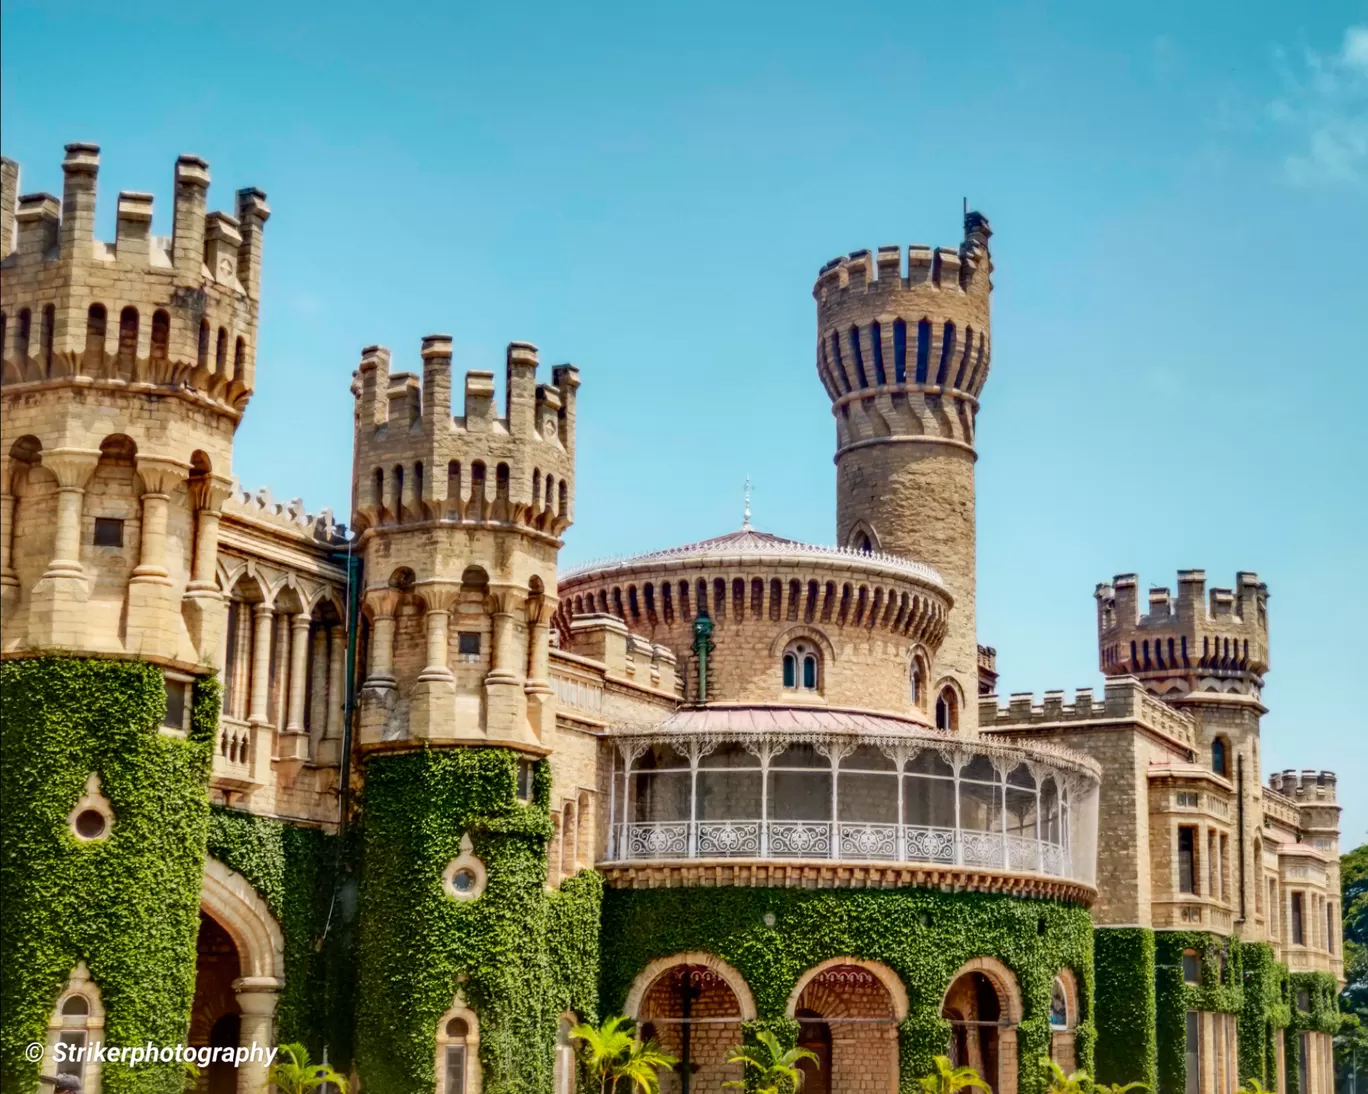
[
  {"left": 812, "top": 212, "right": 994, "bottom": 456},
  {"left": 1268, "top": 769, "right": 1338, "bottom": 805},
  {"left": 980, "top": 675, "right": 1197, "bottom": 748},
  {"left": 223, "top": 482, "right": 350, "bottom": 545},
  {"left": 1094, "top": 570, "right": 1269, "bottom": 693},
  {"left": 1, "top": 144, "right": 269, "bottom": 414},
  {"left": 351, "top": 335, "right": 580, "bottom": 540}
]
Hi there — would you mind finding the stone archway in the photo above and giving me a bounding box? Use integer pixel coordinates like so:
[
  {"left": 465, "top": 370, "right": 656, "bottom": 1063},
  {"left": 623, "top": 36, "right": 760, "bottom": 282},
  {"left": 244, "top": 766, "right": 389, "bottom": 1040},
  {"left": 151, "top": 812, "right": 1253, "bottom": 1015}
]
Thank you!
[
  {"left": 787, "top": 960, "right": 906, "bottom": 1094},
  {"left": 940, "top": 957, "right": 1023, "bottom": 1094},
  {"left": 625, "top": 954, "right": 755, "bottom": 1094},
  {"left": 196, "top": 857, "right": 285, "bottom": 1094}
]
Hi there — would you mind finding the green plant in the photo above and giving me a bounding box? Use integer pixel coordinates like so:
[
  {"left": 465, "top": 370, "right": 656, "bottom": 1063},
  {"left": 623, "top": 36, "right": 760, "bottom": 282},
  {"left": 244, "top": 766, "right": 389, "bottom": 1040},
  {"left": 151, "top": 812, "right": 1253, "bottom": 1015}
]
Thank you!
[
  {"left": 724, "top": 1027, "right": 818, "bottom": 1094},
  {"left": 1093, "top": 1083, "right": 1148, "bottom": 1094},
  {"left": 569, "top": 1016, "right": 677, "bottom": 1094},
  {"left": 1239, "top": 1079, "right": 1274, "bottom": 1094},
  {"left": 916, "top": 1056, "right": 990, "bottom": 1094},
  {"left": 0, "top": 657, "right": 218, "bottom": 1094},
  {"left": 1038, "top": 1057, "right": 1088, "bottom": 1094},
  {"left": 266, "top": 1042, "right": 350, "bottom": 1093}
]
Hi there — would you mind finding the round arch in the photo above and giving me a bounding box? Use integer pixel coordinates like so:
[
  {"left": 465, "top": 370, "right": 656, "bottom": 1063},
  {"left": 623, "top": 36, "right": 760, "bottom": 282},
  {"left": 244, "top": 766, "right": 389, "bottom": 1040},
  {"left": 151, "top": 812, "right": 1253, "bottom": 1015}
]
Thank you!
[
  {"left": 200, "top": 857, "right": 284, "bottom": 982},
  {"left": 784, "top": 957, "right": 909, "bottom": 1021},
  {"left": 767, "top": 624, "right": 836, "bottom": 664},
  {"left": 939, "top": 956, "right": 1023, "bottom": 1023},
  {"left": 623, "top": 952, "right": 757, "bottom": 1021}
]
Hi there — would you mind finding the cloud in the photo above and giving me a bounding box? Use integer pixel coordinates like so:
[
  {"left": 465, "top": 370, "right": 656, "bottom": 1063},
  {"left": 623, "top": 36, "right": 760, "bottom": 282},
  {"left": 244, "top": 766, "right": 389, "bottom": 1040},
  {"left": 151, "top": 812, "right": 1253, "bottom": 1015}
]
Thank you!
[{"left": 1271, "top": 25, "right": 1368, "bottom": 186}]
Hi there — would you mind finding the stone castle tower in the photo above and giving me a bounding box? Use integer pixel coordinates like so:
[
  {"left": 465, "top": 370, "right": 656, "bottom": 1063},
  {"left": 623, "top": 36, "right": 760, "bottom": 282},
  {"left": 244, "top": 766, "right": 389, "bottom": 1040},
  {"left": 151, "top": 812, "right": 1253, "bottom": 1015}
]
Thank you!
[
  {"left": 813, "top": 212, "right": 992, "bottom": 729},
  {"left": 0, "top": 144, "right": 267, "bottom": 675},
  {"left": 350, "top": 335, "right": 580, "bottom": 751}
]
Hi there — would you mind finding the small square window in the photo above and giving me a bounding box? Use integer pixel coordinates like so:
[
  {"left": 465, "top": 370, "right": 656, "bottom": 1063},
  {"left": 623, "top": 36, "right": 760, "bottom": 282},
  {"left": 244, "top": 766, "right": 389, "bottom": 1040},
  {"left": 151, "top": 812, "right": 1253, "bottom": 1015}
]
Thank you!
[
  {"left": 457, "top": 632, "right": 481, "bottom": 657},
  {"left": 93, "top": 517, "right": 124, "bottom": 547}
]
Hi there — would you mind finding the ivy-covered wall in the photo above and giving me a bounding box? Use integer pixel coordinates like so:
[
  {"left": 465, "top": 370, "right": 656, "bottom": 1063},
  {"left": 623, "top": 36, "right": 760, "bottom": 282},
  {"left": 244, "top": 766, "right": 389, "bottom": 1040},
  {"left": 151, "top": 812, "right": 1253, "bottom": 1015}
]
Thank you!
[
  {"left": 1154, "top": 931, "right": 1242, "bottom": 1094},
  {"left": 1093, "top": 928, "right": 1158, "bottom": 1089},
  {"left": 1238, "top": 942, "right": 1290, "bottom": 1086},
  {"left": 1283, "top": 972, "right": 1342, "bottom": 1094},
  {"left": 205, "top": 805, "right": 356, "bottom": 1066},
  {"left": 599, "top": 884, "right": 1095, "bottom": 1094},
  {"left": 0, "top": 657, "right": 218, "bottom": 1094},
  {"left": 353, "top": 747, "right": 602, "bottom": 1094}
]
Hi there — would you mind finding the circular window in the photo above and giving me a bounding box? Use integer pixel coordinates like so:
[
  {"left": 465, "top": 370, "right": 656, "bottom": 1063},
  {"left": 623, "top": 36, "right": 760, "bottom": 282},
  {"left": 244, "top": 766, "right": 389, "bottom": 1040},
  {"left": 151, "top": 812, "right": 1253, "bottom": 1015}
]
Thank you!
[
  {"left": 443, "top": 842, "right": 487, "bottom": 901},
  {"left": 450, "top": 869, "right": 477, "bottom": 894},
  {"left": 74, "top": 809, "right": 108, "bottom": 840}
]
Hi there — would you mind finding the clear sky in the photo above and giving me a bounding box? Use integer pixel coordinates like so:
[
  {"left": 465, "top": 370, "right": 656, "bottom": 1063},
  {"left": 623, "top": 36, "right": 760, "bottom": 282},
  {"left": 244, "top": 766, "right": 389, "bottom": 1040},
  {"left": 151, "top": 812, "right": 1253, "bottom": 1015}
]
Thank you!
[{"left": 4, "top": 1, "right": 1366, "bottom": 839}]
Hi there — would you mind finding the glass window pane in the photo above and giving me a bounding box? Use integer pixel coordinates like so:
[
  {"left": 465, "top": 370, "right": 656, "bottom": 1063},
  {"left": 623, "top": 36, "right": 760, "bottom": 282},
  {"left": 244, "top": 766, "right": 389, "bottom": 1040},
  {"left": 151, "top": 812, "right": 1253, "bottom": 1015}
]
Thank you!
[
  {"left": 768, "top": 771, "right": 831, "bottom": 820},
  {"left": 1005, "top": 787, "right": 1038, "bottom": 837},
  {"left": 446, "top": 1044, "right": 467, "bottom": 1094},
  {"left": 843, "top": 745, "right": 895, "bottom": 772},
  {"left": 958, "top": 778, "right": 1001, "bottom": 831},
  {"left": 1006, "top": 763, "right": 1035, "bottom": 789},
  {"left": 961, "top": 755, "right": 997, "bottom": 783},
  {"left": 907, "top": 751, "right": 954, "bottom": 778},
  {"left": 1185, "top": 1012, "right": 1200, "bottom": 1094},
  {"left": 697, "top": 770, "right": 761, "bottom": 819},
  {"left": 771, "top": 743, "right": 828, "bottom": 769},
  {"left": 57, "top": 1032, "right": 86, "bottom": 1077},
  {"left": 837, "top": 773, "right": 897, "bottom": 823},
  {"left": 1040, "top": 778, "right": 1060, "bottom": 843},
  {"left": 802, "top": 655, "right": 817, "bottom": 689},
  {"left": 631, "top": 771, "right": 691, "bottom": 823},
  {"left": 904, "top": 774, "right": 956, "bottom": 828},
  {"left": 783, "top": 655, "right": 796, "bottom": 688},
  {"left": 699, "top": 743, "right": 759, "bottom": 769}
]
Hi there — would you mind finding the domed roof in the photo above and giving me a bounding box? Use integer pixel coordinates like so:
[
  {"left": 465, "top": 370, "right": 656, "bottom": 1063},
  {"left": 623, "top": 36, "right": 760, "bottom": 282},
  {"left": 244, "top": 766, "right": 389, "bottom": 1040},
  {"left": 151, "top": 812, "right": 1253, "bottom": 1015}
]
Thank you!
[{"left": 560, "top": 524, "right": 944, "bottom": 588}]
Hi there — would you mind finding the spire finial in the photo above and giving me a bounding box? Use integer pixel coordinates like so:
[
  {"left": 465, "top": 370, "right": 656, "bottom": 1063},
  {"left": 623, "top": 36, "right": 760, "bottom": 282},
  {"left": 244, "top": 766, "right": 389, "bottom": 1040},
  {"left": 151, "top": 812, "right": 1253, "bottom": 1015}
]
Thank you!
[{"left": 742, "top": 476, "right": 752, "bottom": 530}]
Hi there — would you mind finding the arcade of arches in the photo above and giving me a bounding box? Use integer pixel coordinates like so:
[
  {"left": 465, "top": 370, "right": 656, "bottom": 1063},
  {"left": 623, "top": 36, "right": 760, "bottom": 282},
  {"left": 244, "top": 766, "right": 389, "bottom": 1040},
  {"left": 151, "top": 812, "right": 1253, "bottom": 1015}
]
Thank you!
[{"left": 626, "top": 954, "right": 1076, "bottom": 1094}]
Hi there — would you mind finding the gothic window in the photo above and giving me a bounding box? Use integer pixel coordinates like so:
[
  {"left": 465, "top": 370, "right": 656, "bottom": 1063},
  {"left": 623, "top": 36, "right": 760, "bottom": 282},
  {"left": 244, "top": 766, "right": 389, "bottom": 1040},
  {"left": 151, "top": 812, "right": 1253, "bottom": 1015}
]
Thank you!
[
  {"left": 935, "top": 686, "right": 959, "bottom": 731},
  {"left": 1049, "top": 978, "right": 1069, "bottom": 1029},
  {"left": 46, "top": 964, "right": 104, "bottom": 1091},
  {"left": 782, "top": 641, "right": 819, "bottom": 691},
  {"left": 1183, "top": 950, "right": 1200, "bottom": 984},
  {"left": 1212, "top": 737, "right": 1230, "bottom": 778},
  {"left": 441, "top": 1017, "right": 469, "bottom": 1094}
]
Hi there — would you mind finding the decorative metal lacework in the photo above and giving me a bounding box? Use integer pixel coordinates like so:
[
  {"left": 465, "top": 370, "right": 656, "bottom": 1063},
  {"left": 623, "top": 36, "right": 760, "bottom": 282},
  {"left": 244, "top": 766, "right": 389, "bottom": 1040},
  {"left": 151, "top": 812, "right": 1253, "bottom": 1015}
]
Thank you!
[
  {"left": 838, "top": 823, "right": 899, "bottom": 860},
  {"left": 903, "top": 826, "right": 957, "bottom": 864},
  {"left": 696, "top": 821, "right": 762, "bottom": 857},
  {"left": 768, "top": 822, "right": 832, "bottom": 857},
  {"left": 628, "top": 822, "right": 689, "bottom": 858}
]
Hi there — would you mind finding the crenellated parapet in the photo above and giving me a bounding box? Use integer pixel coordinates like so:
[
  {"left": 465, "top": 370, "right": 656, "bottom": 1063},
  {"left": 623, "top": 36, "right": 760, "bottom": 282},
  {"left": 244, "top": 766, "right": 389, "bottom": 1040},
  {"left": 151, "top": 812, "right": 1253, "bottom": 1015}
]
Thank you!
[
  {"left": 351, "top": 336, "right": 578, "bottom": 540},
  {"left": 813, "top": 212, "right": 993, "bottom": 457},
  {"left": 350, "top": 333, "right": 582, "bottom": 754},
  {"left": 1095, "top": 570, "right": 1269, "bottom": 698},
  {"left": 1, "top": 144, "right": 268, "bottom": 415},
  {"left": 0, "top": 143, "right": 271, "bottom": 669}
]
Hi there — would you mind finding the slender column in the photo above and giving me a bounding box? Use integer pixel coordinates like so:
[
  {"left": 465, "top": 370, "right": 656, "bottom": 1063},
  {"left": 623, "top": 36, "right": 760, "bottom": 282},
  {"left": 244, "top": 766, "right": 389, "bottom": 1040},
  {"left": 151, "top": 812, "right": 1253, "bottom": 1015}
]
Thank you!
[
  {"left": 607, "top": 749, "right": 618, "bottom": 860},
  {"left": 325, "top": 624, "right": 346, "bottom": 739},
  {"left": 689, "top": 748, "right": 700, "bottom": 858},
  {"left": 285, "top": 613, "right": 311, "bottom": 732},
  {"left": 367, "top": 609, "right": 397, "bottom": 687},
  {"left": 131, "top": 457, "right": 188, "bottom": 584},
  {"left": 0, "top": 458, "right": 17, "bottom": 593},
  {"left": 418, "top": 607, "right": 452, "bottom": 681},
  {"left": 232, "top": 977, "right": 280, "bottom": 1094},
  {"left": 39, "top": 448, "right": 100, "bottom": 578},
  {"left": 247, "top": 604, "right": 275, "bottom": 724},
  {"left": 188, "top": 475, "right": 233, "bottom": 591},
  {"left": 829, "top": 751, "right": 840, "bottom": 859}
]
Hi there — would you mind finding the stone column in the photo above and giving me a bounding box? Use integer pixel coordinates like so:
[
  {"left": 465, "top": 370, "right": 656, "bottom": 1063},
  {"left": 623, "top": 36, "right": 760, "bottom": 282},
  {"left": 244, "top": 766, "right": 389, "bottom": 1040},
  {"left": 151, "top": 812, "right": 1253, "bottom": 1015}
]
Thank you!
[
  {"left": 247, "top": 604, "right": 275, "bottom": 725},
  {"left": 524, "top": 589, "right": 557, "bottom": 742},
  {"left": 232, "top": 976, "right": 280, "bottom": 1094},
  {"left": 28, "top": 448, "right": 100, "bottom": 648},
  {"left": 0, "top": 457, "right": 18, "bottom": 597},
  {"left": 412, "top": 583, "right": 457, "bottom": 741},
  {"left": 356, "top": 589, "right": 399, "bottom": 748},
  {"left": 277, "top": 612, "right": 311, "bottom": 771},
  {"left": 366, "top": 604, "right": 397, "bottom": 688},
  {"left": 319, "top": 623, "right": 346, "bottom": 765},
  {"left": 184, "top": 475, "right": 233, "bottom": 665},
  {"left": 486, "top": 586, "right": 531, "bottom": 744},
  {"left": 126, "top": 456, "right": 190, "bottom": 660}
]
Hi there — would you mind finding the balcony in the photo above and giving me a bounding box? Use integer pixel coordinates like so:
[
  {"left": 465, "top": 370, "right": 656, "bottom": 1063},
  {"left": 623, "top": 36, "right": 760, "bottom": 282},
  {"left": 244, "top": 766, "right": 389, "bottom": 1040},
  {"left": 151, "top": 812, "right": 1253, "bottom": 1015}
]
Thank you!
[
  {"left": 211, "top": 716, "right": 258, "bottom": 790},
  {"left": 602, "top": 709, "right": 1099, "bottom": 886}
]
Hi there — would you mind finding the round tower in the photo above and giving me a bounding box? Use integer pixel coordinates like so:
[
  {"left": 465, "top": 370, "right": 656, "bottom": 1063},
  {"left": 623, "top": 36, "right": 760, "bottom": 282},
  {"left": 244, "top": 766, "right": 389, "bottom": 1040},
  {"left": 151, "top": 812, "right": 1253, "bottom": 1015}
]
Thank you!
[
  {"left": 813, "top": 212, "right": 992, "bottom": 731},
  {"left": 0, "top": 143, "right": 268, "bottom": 671},
  {"left": 350, "top": 335, "right": 579, "bottom": 751}
]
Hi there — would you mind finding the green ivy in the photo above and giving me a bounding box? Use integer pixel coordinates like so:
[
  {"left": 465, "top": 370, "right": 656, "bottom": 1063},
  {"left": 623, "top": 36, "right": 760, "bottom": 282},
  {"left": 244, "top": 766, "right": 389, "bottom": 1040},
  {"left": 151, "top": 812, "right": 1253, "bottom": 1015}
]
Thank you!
[
  {"left": 599, "top": 884, "right": 1095, "bottom": 1094},
  {"left": 1285, "top": 965, "right": 1345, "bottom": 1094},
  {"left": 353, "top": 747, "right": 601, "bottom": 1094},
  {"left": 0, "top": 657, "right": 218, "bottom": 1094},
  {"left": 204, "top": 805, "right": 356, "bottom": 1066},
  {"left": 1093, "top": 928, "right": 1157, "bottom": 1088},
  {"left": 1239, "top": 942, "right": 1290, "bottom": 1085},
  {"left": 1154, "top": 932, "right": 1243, "bottom": 1094}
]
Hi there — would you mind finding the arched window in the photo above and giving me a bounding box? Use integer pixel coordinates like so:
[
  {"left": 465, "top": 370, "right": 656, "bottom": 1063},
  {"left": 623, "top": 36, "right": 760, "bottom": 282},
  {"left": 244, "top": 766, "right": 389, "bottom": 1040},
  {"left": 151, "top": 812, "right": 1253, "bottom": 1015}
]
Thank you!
[
  {"left": 1212, "top": 737, "right": 1229, "bottom": 779},
  {"left": 435, "top": 1007, "right": 478, "bottom": 1094},
  {"left": 782, "top": 641, "right": 819, "bottom": 691},
  {"left": 936, "top": 686, "right": 959, "bottom": 732},
  {"left": 46, "top": 963, "right": 104, "bottom": 1091},
  {"left": 1049, "top": 978, "right": 1069, "bottom": 1029}
]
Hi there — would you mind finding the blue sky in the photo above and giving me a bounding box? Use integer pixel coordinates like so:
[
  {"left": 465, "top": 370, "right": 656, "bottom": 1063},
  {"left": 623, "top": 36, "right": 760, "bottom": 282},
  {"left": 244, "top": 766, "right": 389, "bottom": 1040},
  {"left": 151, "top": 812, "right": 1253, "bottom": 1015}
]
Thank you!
[{"left": 4, "top": 1, "right": 1366, "bottom": 840}]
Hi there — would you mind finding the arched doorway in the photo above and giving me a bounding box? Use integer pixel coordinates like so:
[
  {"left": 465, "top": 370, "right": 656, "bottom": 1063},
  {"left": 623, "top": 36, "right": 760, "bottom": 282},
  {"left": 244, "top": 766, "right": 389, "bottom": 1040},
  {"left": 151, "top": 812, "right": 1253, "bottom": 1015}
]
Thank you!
[
  {"left": 788, "top": 961, "right": 905, "bottom": 1093},
  {"left": 795, "top": 1009, "right": 831, "bottom": 1094},
  {"left": 630, "top": 958, "right": 751, "bottom": 1094},
  {"left": 940, "top": 960, "right": 1023, "bottom": 1094},
  {"left": 189, "top": 912, "right": 241, "bottom": 1093}
]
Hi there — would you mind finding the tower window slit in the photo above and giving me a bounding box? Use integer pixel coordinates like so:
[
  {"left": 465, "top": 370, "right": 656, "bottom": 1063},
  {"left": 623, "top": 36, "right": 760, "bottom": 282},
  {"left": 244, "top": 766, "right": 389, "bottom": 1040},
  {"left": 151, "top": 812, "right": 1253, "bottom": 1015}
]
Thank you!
[
  {"left": 936, "top": 320, "right": 956, "bottom": 385},
  {"left": 870, "top": 321, "right": 885, "bottom": 384},
  {"left": 216, "top": 326, "right": 228, "bottom": 372},
  {"left": 915, "top": 318, "right": 931, "bottom": 384},
  {"left": 893, "top": 319, "right": 907, "bottom": 383},
  {"left": 41, "top": 304, "right": 55, "bottom": 376},
  {"left": 849, "top": 326, "right": 868, "bottom": 388}
]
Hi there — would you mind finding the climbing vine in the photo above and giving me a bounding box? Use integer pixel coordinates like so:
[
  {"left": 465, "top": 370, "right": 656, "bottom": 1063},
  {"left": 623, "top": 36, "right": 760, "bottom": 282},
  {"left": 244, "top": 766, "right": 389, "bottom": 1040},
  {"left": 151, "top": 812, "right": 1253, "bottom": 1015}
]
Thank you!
[
  {"left": 353, "top": 747, "right": 602, "bottom": 1094},
  {"left": 1154, "top": 931, "right": 1243, "bottom": 1094},
  {"left": 0, "top": 657, "right": 217, "bottom": 1094},
  {"left": 204, "top": 805, "right": 356, "bottom": 1066},
  {"left": 1239, "top": 942, "right": 1291, "bottom": 1086},
  {"left": 599, "top": 884, "right": 1096, "bottom": 1094},
  {"left": 1093, "top": 928, "right": 1157, "bottom": 1088},
  {"left": 1283, "top": 971, "right": 1343, "bottom": 1094}
]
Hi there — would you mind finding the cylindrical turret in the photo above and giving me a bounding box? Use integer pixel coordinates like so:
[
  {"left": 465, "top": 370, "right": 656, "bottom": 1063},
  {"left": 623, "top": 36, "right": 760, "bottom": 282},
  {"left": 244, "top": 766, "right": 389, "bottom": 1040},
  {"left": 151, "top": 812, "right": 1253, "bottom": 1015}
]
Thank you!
[{"left": 813, "top": 212, "right": 992, "bottom": 730}]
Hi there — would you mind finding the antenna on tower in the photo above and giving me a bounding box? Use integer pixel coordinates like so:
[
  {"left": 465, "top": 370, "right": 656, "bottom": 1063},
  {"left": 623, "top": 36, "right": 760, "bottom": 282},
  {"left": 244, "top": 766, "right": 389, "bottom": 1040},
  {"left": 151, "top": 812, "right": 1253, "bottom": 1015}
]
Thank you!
[{"left": 742, "top": 476, "right": 752, "bottom": 531}]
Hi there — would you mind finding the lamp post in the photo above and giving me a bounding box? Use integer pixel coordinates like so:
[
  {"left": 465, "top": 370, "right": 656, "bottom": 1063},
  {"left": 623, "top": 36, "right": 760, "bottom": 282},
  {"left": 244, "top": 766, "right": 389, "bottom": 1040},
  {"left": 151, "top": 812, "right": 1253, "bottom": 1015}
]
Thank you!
[{"left": 691, "top": 611, "right": 714, "bottom": 703}]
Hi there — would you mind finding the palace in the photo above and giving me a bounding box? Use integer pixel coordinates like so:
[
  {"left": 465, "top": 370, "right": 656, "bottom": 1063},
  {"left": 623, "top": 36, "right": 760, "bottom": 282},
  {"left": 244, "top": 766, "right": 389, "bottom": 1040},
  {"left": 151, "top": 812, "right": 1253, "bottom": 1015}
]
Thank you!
[{"left": 0, "top": 144, "right": 1344, "bottom": 1094}]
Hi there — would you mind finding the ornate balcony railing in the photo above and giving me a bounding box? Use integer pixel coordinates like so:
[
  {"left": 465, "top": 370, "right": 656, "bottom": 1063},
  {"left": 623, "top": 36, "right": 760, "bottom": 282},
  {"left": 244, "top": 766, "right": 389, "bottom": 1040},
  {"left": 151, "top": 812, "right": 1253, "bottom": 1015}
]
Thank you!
[{"left": 613, "top": 819, "right": 1074, "bottom": 878}]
